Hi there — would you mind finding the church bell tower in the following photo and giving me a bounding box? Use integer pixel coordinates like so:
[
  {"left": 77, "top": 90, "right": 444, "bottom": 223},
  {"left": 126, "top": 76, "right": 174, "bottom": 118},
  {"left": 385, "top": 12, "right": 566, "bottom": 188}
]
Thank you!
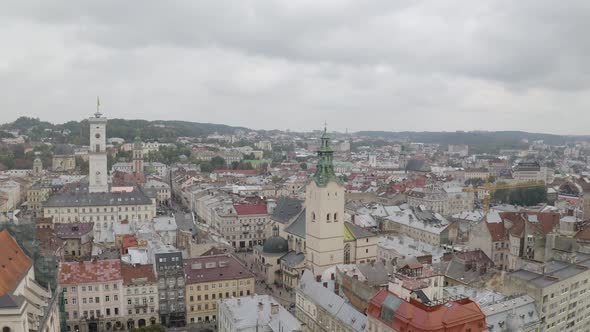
[{"left": 305, "top": 126, "right": 345, "bottom": 276}]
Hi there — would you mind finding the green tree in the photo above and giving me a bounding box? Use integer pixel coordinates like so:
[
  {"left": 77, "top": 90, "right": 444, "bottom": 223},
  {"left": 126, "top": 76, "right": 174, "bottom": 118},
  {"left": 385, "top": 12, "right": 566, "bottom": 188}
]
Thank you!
[
  {"left": 76, "top": 157, "right": 89, "bottom": 174},
  {"left": 211, "top": 156, "right": 226, "bottom": 169},
  {"left": 199, "top": 162, "right": 213, "bottom": 173}
]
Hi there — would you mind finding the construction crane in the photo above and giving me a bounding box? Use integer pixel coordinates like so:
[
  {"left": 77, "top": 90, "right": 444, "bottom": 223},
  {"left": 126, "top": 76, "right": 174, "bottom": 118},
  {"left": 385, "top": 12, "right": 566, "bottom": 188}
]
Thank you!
[{"left": 462, "top": 177, "right": 546, "bottom": 212}]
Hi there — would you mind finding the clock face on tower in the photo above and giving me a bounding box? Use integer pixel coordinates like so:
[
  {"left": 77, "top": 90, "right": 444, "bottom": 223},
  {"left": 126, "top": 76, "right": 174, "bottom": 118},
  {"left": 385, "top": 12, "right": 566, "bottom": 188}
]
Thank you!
[{"left": 95, "top": 133, "right": 101, "bottom": 139}]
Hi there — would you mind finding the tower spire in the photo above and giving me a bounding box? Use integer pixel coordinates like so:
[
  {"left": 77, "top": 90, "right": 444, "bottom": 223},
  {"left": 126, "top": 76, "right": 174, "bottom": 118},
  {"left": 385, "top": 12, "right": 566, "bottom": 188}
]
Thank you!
[
  {"left": 313, "top": 125, "right": 339, "bottom": 186},
  {"left": 95, "top": 96, "right": 102, "bottom": 118}
]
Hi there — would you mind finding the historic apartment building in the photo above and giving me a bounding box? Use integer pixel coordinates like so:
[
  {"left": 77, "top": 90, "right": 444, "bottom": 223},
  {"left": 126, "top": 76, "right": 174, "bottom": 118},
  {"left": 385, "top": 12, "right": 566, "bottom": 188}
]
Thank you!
[
  {"left": 59, "top": 259, "right": 126, "bottom": 332},
  {"left": 184, "top": 255, "right": 255, "bottom": 324},
  {"left": 121, "top": 263, "right": 159, "bottom": 329},
  {"left": 155, "top": 251, "right": 186, "bottom": 327}
]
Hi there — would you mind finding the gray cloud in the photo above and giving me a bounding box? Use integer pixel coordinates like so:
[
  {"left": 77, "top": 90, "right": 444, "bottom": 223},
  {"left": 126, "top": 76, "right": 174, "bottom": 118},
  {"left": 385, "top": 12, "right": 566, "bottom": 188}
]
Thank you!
[{"left": 1, "top": 0, "right": 589, "bottom": 134}]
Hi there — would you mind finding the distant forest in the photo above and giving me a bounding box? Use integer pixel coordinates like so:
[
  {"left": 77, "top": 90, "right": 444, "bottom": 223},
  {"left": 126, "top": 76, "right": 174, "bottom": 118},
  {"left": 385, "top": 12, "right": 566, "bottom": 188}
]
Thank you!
[
  {"left": 355, "top": 130, "right": 588, "bottom": 154},
  {"left": 0, "top": 117, "right": 248, "bottom": 145}
]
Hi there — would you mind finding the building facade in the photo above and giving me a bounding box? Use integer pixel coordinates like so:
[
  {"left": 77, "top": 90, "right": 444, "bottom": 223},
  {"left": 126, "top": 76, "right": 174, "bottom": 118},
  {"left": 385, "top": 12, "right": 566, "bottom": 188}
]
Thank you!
[
  {"left": 155, "top": 251, "right": 185, "bottom": 327},
  {"left": 184, "top": 255, "right": 255, "bottom": 324},
  {"left": 59, "top": 259, "right": 126, "bottom": 332},
  {"left": 121, "top": 263, "right": 159, "bottom": 329}
]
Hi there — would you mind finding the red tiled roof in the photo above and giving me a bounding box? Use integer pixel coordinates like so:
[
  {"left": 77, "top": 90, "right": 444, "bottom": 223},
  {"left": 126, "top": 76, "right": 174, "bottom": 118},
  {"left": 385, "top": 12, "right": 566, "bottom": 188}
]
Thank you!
[
  {"left": 576, "top": 227, "right": 590, "bottom": 241},
  {"left": 0, "top": 230, "right": 33, "bottom": 296},
  {"left": 500, "top": 212, "right": 560, "bottom": 236},
  {"left": 485, "top": 221, "right": 507, "bottom": 241},
  {"left": 367, "top": 289, "right": 486, "bottom": 331},
  {"left": 59, "top": 259, "right": 122, "bottom": 285},
  {"left": 121, "top": 263, "right": 156, "bottom": 285},
  {"left": 183, "top": 255, "right": 254, "bottom": 284},
  {"left": 233, "top": 203, "right": 267, "bottom": 215}
]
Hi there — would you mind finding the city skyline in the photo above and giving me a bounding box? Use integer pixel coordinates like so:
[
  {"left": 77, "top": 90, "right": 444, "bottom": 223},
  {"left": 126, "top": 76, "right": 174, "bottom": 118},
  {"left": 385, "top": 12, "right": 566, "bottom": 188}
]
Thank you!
[{"left": 2, "top": 1, "right": 590, "bottom": 134}]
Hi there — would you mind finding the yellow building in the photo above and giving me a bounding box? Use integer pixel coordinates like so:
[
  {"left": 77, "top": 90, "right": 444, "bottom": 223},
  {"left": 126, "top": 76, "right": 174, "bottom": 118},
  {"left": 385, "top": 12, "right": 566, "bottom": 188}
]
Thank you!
[{"left": 183, "top": 255, "right": 255, "bottom": 323}]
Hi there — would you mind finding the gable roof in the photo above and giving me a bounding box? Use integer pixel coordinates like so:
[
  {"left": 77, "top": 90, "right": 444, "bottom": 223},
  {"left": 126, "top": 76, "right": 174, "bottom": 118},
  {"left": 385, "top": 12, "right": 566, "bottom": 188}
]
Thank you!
[
  {"left": 485, "top": 221, "right": 507, "bottom": 241},
  {"left": 271, "top": 197, "right": 302, "bottom": 224},
  {"left": 0, "top": 230, "right": 33, "bottom": 296}
]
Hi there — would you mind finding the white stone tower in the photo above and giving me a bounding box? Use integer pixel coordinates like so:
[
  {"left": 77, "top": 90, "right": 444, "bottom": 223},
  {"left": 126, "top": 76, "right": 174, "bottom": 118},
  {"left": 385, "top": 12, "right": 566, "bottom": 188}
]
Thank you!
[
  {"left": 33, "top": 157, "right": 43, "bottom": 176},
  {"left": 132, "top": 134, "right": 144, "bottom": 176},
  {"left": 88, "top": 98, "right": 108, "bottom": 193},
  {"left": 305, "top": 126, "right": 344, "bottom": 276}
]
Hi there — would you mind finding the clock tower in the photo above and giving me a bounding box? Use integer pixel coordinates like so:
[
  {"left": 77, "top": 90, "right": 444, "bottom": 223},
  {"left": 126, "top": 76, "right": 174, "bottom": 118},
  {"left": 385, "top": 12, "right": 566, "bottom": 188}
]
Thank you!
[{"left": 88, "top": 99, "right": 108, "bottom": 193}]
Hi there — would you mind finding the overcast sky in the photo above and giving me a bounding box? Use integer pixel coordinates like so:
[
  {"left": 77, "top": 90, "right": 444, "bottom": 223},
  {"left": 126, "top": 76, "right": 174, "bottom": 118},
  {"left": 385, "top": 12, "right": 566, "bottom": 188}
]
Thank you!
[{"left": 1, "top": 1, "right": 589, "bottom": 134}]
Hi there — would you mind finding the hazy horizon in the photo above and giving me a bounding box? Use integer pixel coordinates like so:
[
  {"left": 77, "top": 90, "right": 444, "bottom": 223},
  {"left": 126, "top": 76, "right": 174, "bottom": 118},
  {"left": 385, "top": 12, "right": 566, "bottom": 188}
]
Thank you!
[{"left": 2, "top": 1, "right": 590, "bottom": 134}]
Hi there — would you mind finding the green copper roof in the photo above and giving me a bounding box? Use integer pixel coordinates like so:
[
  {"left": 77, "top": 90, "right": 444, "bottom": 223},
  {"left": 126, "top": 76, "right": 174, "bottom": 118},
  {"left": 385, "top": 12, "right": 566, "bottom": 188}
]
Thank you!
[{"left": 313, "top": 127, "right": 340, "bottom": 186}]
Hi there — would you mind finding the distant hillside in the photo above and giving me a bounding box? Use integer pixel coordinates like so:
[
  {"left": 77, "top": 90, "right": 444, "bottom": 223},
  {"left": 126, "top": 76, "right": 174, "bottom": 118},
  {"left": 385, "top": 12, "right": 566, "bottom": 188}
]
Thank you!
[
  {"left": 354, "top": 130, "right": 590, "bottom": 154},
  {"left": 1, "top": 117, "right": 250, "bottom": 145}
]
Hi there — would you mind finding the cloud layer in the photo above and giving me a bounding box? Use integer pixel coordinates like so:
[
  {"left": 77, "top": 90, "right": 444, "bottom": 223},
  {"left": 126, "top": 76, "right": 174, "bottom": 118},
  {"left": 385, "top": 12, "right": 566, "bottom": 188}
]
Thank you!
[{"left": 1, "top": 1, "right": 589, "bottom": 134}]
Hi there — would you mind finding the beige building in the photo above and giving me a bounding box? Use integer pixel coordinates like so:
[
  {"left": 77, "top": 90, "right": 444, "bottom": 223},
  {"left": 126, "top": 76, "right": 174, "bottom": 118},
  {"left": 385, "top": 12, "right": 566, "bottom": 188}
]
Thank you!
[
  {"left": 121, "top": 263, "right": 159, "bottom": 329},
  {"left": 27, "top": 182, "right": 53, "bottom": 213},
  {"left": 343, "top": 222, "right": 378, "bottom": 264},
  {"left": 52, "top": 155, "right": 76, "bottom": 172},
  {"left": 184, "top": 255, "right": 255, "bottom": 323},
  {"left": 504, "top": 252, "right": 590, "bottom": 332},
  {"left": 54, "top": 223, "right": 94, "bottom": 260},
  {"left": 59, "top": 259, "right": 126, "bottom": 332},
  {"left": 406, "top": 183, "right": 474, "bottom": 216},
  {"left": 43, "top": 186, "right": 156, "bottom": 243},
  {"left": 0, "top": 230, "right": 61, "bottom": 332}
]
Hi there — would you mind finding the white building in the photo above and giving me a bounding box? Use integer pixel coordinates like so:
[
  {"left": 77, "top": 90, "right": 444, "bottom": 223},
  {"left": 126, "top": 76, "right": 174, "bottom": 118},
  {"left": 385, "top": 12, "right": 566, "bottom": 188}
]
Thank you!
[
  {"left": 88, "top": 109, "right": 108, "bottom": 193},
  {"left": 217, "top": 295, "right": 300, "bottom": 332},
  {"left": 59, "top": 259, "right": 126, "bottom": 332}
]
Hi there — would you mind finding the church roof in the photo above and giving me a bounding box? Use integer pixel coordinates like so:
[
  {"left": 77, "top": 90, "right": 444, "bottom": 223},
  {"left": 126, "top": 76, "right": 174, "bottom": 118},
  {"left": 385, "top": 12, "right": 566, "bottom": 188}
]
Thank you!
[
  {"left": 285, "top": 209, "right": 306, "bottom": 238},
  {"left": 344, "top": 222, "right": 375, "bottom": 241},
  {"left": 0, "top": 230, "right": 33, "bottom": 296},
  {"left": 262, "top": 236, "right": 289, "bottom": 254},
  {"left": 271, "top": 197, "right": 303, "bottom": 224}
]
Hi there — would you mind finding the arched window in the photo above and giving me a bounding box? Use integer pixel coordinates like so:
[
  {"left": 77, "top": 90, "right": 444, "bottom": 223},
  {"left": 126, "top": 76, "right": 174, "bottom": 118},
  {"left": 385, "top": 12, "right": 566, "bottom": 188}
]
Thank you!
[
  {"left": 326, "top": 213, "right": 331, "bottom": 222},
  {"left": 334, "top": 213, "right": 338, "bottom": 222},
  {"left": 3, "top": 327, "right": 11, "bottom": 332},
  {"left": 312, "top": 212, "right": 316, "bottom": 222}
]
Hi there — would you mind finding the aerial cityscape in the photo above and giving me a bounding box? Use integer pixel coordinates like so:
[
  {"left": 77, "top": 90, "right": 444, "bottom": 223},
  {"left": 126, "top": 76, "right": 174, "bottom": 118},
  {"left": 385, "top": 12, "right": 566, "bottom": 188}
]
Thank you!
[{"left": 2, "top": 2, "right": 590, "bottom": 332}]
